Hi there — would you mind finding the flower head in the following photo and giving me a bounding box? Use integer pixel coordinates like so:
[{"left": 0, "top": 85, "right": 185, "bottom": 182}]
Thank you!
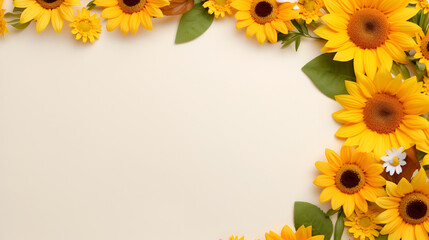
[
  {"left": 375, "top": 168, "right": 429, "bottom": 240},
  {"left": 411, "top": 0, "right": 429, "bottom": 14},
  {"left": 69, "top": 8, "right": 101, "bottom": 43},
  {"left": 344, "top": 205, "right": 383, "bottom": 240},
  {"left": 265, "top": 224, "right": 324, "bottom": 240},
  {"left": 296, "top": 0, "right": 323, "bottom": 24},
  {"left": 380, "top": 147, "right": 407, "bottom": 176},
  {"left": 95, "top": 0, "right": 170, "bottom": 34},
  {"left": 314, "top": 145, "right": 386, "bottom": 217},
  {"left": 414, "top": 31, "right": 429, "bottom": 68},
  {"left": 13, "top": 0, "right": 80, "bottom": 33},
  {"left": 314, "top": 0, "right": 420, "bottom": 78},
  {"left": 230, "top": 0, "right": 298, "bottom": 44},
  {"left": 203, "top": 0, "right": 232, "bottom": 18},
  {"left": 333, "top": 68, "right": 429, "bottom": 159}
]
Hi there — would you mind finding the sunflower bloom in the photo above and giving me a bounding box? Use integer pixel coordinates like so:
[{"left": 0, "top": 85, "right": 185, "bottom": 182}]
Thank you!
[
  {"left": 314, "top": 145, "right": 386, "bottom": 217},
  {"left": 344, "top": 206, "right": 383, "bottom": 240},
  {"left": 95, "top": 0, "right": 169, "bottom": 34},
  {"left": 333, "top": 68, "right": 429, "bottom": 159},
  {"left": 203, "top": 0, "right": 232, "bottom": 18},
  {"left": 0, "top": 0, "right": 8, "bottom": 37},
  {"left": 230, "top": 0, "right": 298, "bottom": 44},
  {"left": 70, "top": 8, "right": 101, "bottom": 43},
  {"left": 13, "top": 0, "right": 80, "bottom": 33},
  {"left": 314, "top": 0, "right": 420, "bottom": 78},
  {"left": 265, "top": 224, "right": 324, "bottom": 240},
  {"left": 414, "top": 31, "right": 429, "bottom": 68},
  {"left": 296, "top": 0, "right": 323, "bottom": 25},
  {"left": 411, "top": 0, "right": 429, "bottom": 14},
  {"left": 375, "top": 168, "right": 429, "bottom": 240}
]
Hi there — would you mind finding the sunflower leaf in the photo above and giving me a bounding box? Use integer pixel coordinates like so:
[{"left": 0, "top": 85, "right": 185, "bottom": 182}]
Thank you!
[
  {"left": 334, "top": 208, "right": 345, "bottom": 240},
  {"left": 86, "top": 0, "right": 96, "bottom": 10},
  {"left": 11, "top": 20, "right": 31, "bottom": 29},
  {"left": 375, "top": 235, "right": 388, "bottom": 240},
  {"left": 4, "top": 12, "right": 22, "bottom": 18},
  {"left": 399, "top": 63, "right": 411, "bottom": 79},
  {"left": 416, "top": 62, "right": 426, "bottom": 82},
  {"left": 326, "top": 209, "right": 339, "bottom": 216},
  {"left": 302, "top": 53, "right": 355, "bottom": 99},
  {"left": 295, "top": 37, "right": 301, "bottom": 51},
  {"left": 294, "top": 201, "right": 333, "bottom": 239},
  {"left": 175, "top": 2, "right": 214, "bottom": 43}
]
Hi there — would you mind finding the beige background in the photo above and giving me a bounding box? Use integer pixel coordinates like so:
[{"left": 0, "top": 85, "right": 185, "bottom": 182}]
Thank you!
[{"left": 0, "top": 1, "right": 343, "bottom": 239}]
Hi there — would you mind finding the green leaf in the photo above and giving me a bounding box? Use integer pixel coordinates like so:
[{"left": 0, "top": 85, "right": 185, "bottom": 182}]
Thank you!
[
  {"left": 12, "top": 7, "right": 26, "bottom": 12},
  {"left": 11, "top": 20, "right": 31, "bottom": 29},
  {"left": 302, "top": 53, "right": 355, "bottom": 99},
  {"left": 4, "top": 12, "right": 21, "bottom": 18},
  {"left": 326, "top": 209, "right": 339, "bottom": 217},
  {"left": 416, "top": 62, "right": 426, "bottom": 82},
  {"left": 86, "top": 0, "right": 96, "bottom": 10},
  {"left": 375, "top": 235, "right": 388, "bottom": 240},
  {"left": 391, "top": 62, "right": 401, "bottom": 76},
  {"left": 194, "top": 0, "right": 202, "bottom": 4},
  {"left": 175, "top": 3, "right": 214, "bottom": 44},
  {"left": 294, "top": 202, "right": 333, "bottom": 239},
  {"left": 334, "top": 209, "right": 345, "bottom": 240},
  {"left": 399, "top": 63, "right": 411, "bottom": 79},
  {"left": 417, "top": 149, "right": 427, "bottom": 161},
  {"left": 295, "top": 37, "right": 301, "bottom": 51}
]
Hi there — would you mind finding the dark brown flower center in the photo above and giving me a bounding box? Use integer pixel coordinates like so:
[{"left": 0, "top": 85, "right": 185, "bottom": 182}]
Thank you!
[
  {"left": 36, "top": 0, "right": 64, "bottom": 9},
  {"left": 400, "top": 193, "right": 429, "bottom": 224},
  {"left": 347, "top": 8, "right": 389, "bottom": 49},
  {"left": 251, "top": 0, "right": 278, "bottom": 24},
  {"left": 363, "top": 94, "right": 403, "bottom": 134},
  {"left": 118, "top": 0, "right": 146, "bottom": 13},
  {"left": 336, "top": 164, "right": 366, "bottom": 194}
]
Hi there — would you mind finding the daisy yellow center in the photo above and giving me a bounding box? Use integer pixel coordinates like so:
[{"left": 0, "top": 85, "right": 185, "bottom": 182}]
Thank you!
[
  {"left": 363, "top": 93, "right": 404, "bottom": 134},
  {"left": 391, "top": 156, "right": 400, "bottom": 166},
  {"left": 358, "top": 217, "right": 372, "bottom": 228},
  {"left": 301, "top": 0, "right": 315, "bottom": 11},
  {"left": 399, "top": 192, "right": 429, "bottom": 224},
  {"left": 118, "top": 0, "right": 147, "bottom": 13},
  {"left": 35, "top": 0, "right": 65, "bottom": 9},
  {"left": 214, "top": 0, "right": 227, "bottom": 6},
  {"left": 335, "top": 164, "right": 366, "bottom": 194},
  {"left": 347, "top": 8, "right": 389, "bottom": 49},
  {"left": 79, "top": 20, "right": 92, "bottom": 32},
  {"left": 251, "top": 0, "right": 278, "bottom": 24}
]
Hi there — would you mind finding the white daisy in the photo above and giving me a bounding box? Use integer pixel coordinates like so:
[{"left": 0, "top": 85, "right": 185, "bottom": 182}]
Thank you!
[{"left": 380, "top": 147, "right": 407, "bottom": 176}]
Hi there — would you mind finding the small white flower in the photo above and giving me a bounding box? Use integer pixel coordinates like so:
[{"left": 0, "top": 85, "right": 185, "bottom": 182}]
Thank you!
[{"left": 380, "top": 147, "right": 407, "bottom": 176}]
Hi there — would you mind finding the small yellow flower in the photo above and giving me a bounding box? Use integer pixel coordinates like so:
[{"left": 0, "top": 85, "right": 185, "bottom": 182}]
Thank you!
[
  {"left": 344, "top": 206, "right": 383, "bottom": 240},
  {"left": 69, "top": 8, "right": 101, "bottom": 43},
  {"left": 296, "top": 0, "right": 323, "bottom": 24},
  {"left": 0, "top": 2, "right": 8, "bottom": 37},
  {"left": 265, "top": 224, "right": 324, "bottom": 240},
  {"left": 411, "top": 0, "right": 429, "bottom": 14},
  {"left": 203, "top": 0, "right": 232, "bottom": 18}
]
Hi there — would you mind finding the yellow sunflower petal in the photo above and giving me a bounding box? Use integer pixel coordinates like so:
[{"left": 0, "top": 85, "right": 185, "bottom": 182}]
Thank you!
[
  {"left": 129, "top": 12, "right": 140, "bottom": 34},
  {"left": 265, "top": 23, "right": 277, "bottom": 43},
  {"left": 20, "top": 3, "right": 43, "bottom": 23},
  {"left": 334, "top": 122, "right": 367, "bottom": 138},
  {"left": 51, "top": 8, "right": 63, "bottom": 33},
  {"left": 101, "top": 6, "right": 122, "bottom": 19},
  {"left": 106, "top": 14, "right": 123, "bottom": 32},
  {"left": 120, "top": 13, "right": 130, "bottom": 34},
  {"left": 140, "top": 10, "right": 153, "bottom": 30},
  {"left": 36, "top": 9, "right": 50, "bottom": 33},
  {"left": 397, "top": 178, "right": 414, "bottom": 196},
  {"left": 256, "top": 24, "right": 266, "bottom": 44},
  {"left": 280, "top": 225, "right": 295, "bottom": 240}
]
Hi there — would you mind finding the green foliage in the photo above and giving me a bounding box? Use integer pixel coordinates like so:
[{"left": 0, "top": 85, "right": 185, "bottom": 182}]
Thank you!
[
  {"left": 375, "top": 235, "right": 388, "bottom": 240},
  {"left": 175, "top": 2, "right": 214, "bottom": 44},
  {"left": 278, "top": 20, "right": 321, "bottom": 51},
  {"left": 4, "top": 7, "right": 32, "bottom": 30},
  {"left": 417, "top": 149, "right": 427, "bottom": 161},
  {"left": 326, "top": 209, "right": 339, "bottom": 217},
  {"left": 411, "top": 10, "right": 429, "bottom": 34},
  {"left": 392, "top": 62, "right": 411, "bottom": 79},
  {"left": 334, "top": 208, "right": 345, "bottom": 240},
  {"left": 302, "top": 53, "right": 356, "bottom": 99},
  {"left": 87, "top": 0, "right": 96, "bottom": 10},
  {"left": 294, "top": 202, "right": 333, "bottom": 239}
]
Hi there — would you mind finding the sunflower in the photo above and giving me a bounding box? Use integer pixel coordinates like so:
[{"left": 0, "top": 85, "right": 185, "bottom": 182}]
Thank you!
[
  {"left": 344, "top": 205, "right": 383, "bottom": 240},
  {"left": 314, "top": 145, "right": 386, "bottom": 217},
  {"left": 13, "top": 0, "right": 80, "bottom": 33},
  {"left": 230, "top": 0, "right": 298, "bottom": 44},
  {"left": 296, "top": 0, "right": 323, "bottom": 25},
  {"left": 265, "top": 224, "right": 324, "bottom": 240},
  {"left": 414, "top": 31, "right": 429, "bottom": 68},
  {"left": 95, "top": 0, "right": 169, "bottom": 34},
  {"left": 69, "top": 8, "right": 101, "bottom": 43},
  {"left": 333, "top": 68, "right": 429, "bottom": 159},
  {"left": 375, "top": 168, "right": 429, "bottom": 240},
  {"left": 0, "top": 0, "right": 8, "bottom": 37},
  {"left": 203, "top": 0, "right": 232, "bottom": 18},
  {"left": 411, "top": 0, "right": 429, "bottom": 14},
  {"left": 221, "top": 236, "right": 244, "bottom": 240},
  {"left": 314, "top": 0, "right": 420, "bottom": 78}
]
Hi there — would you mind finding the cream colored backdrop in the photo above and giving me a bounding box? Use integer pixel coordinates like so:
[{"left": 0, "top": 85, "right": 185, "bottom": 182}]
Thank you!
[{"left": 0, "top": 1, "right": 343, "bottom": 239}]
